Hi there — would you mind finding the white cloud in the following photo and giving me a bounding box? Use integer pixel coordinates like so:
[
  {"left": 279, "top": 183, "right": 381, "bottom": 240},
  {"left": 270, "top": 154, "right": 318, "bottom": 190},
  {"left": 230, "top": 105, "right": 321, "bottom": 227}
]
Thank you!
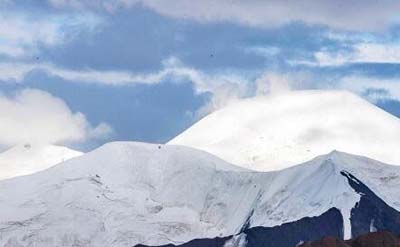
[
  {"left": 0, "top": 89, "right": 112, "bottom": 146},
  {"left": 49, "top": 0, "right": 400, "bottom": 31},
  {"left": 310, "top": 43, "right": 400, "bottom": 66},
  {"left": 0, "top": 59, "right": 322, "bottom": 117},
  {"left": 0, "top": 63, "right": 37, "bottom": 81},
  {"left": 255, "top": 72, "right": 291, "bottom": 95},
  {"left": 49, "top": 0, "right": 122, "bottom": 12},
  {"left": 355, "top": 43, "right": 400, "bottom": 63},
  {"left": 196, "top": 71, "right": 316, "bottom": 117},
  {"left": 4, "top": 58, "right": 399, "bottom": 124},
  {"left": 195, "top": 82, "right": 248, "bottom": 118},
  {"left": 0, "top": 11, "right": 103, "bottom": 58},
  {"left": 337, "top": 76, "right": 400, "bottom": 103},
  {"left": 243, "top": 46, "right": 281, "bottom": 57},
  {"left": 6, "top": 57, "right": 256, "bottom": 118},
  {"left": 0, "top": 14, "right": 61, "bottom": 57},
  {"left": 0, "top": 57, "right": 250, "bottom": 94},
  {"left": 255, "top": 70, "right": 400, "bottom": 106},
  {"left": 0, "top": 58, "right": 254, "bottom": 116}
]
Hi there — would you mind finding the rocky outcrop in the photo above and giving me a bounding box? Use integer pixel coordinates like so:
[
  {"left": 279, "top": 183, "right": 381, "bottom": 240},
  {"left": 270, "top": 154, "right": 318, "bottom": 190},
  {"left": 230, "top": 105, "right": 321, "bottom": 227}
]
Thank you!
[
  {"left": 301, "top": 236, "right": 350, "bottom": 247},
  {"left": 340, "top": 171, "right": 400, "bottom": 237},
  {"left": 134, "top": 208, "right": 344, "bottom": 247},
  {"left": 301, "top": 232, "right": 400, "bottom": 247}
]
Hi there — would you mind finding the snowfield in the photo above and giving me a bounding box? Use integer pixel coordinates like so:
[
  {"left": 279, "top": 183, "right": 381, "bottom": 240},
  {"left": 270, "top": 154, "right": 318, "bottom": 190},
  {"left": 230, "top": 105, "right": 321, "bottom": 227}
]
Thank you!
[
  {"left": 170, "top": 90, "right": 400, "bottom": 171},
  {"left": 0, "top": 143, "right": 82, "bottom": 180},
  {"left": 1, "top": 142, "right": 400, "bottom": 246}
]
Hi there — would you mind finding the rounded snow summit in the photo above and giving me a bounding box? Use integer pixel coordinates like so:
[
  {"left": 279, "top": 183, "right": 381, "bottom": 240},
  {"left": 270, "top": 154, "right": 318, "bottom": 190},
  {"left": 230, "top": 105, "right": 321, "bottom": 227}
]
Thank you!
[{"left": 170, "top": 90, "right": 400, "bottom": 171}]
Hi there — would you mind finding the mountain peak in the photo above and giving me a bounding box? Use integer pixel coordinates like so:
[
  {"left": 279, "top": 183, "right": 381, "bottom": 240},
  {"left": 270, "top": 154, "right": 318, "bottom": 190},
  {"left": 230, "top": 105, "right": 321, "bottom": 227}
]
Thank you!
[
  {"left": 170, "top": 90, "right": 400, "bottom": 171},
  {"left": 324, "top": 150, "right": 348, "bottom": 162}
]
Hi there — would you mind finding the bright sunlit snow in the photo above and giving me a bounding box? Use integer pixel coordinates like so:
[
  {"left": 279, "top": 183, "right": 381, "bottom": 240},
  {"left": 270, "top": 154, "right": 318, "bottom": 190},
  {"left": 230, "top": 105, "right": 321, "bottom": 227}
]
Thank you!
[
  {"left": 1, "top": 142, "right": 399, "bottom": 245},
  {"left": 170, "top": 90, "right": 400, "bottom": 171},
  {"left": 0, "top": 143, "right": 82, "bottom": 180}
]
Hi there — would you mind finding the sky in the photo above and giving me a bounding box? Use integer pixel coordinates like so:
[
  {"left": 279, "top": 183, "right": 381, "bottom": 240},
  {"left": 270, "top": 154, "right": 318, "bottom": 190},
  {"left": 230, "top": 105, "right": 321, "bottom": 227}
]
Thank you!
[{"left": 1, "top": 0, "right": 400, "bottom": 151}]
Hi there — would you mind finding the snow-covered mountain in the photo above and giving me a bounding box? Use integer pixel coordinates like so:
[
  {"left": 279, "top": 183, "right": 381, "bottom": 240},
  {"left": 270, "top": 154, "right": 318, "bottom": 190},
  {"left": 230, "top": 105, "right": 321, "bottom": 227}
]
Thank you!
[
  {"left": 0, "top": 143, "right": 82, "bottom": 180},
  {"left": 1, "top": 141, "right": 400, "bottom": 247},
  {"left": 169, "top": 90, "right": 400, "bottom": 171}
]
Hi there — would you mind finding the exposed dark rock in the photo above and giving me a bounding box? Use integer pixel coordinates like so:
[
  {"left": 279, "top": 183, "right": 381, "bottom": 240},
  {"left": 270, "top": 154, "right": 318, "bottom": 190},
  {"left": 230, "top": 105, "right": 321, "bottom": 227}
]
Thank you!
[
  {"left": 244, "top": 208, "right": 343, "bottom": 247},
  {"left": 301, "top": 236, "right": 350, "bottom": 247},
  {"left": 135, "top": 172, "right": 400, "bottom": 247},
  {"left": 135, "top": 236, "right": 231, "bottom": 247},
  {"left": 340, "top": 171, "right": 400, "bottom": 237},
  {"left": 301, "top": 231, "right": 400, "bottom": 247},
  {"left": 134, "top": 208, "right": 343, "bottom": 247},
  {"left": 348, "top": 231, "right": 400, "bottom": 247}
]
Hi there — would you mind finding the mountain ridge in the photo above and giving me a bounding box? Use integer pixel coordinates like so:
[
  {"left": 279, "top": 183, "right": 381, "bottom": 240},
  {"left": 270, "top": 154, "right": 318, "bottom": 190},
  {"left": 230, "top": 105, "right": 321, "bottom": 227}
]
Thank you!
[
  {"left": 1, "top": 141, "right": 400, "bottom": 246},
  {"left": 0, "top": 143, "right": 83, "bottom": 180}
]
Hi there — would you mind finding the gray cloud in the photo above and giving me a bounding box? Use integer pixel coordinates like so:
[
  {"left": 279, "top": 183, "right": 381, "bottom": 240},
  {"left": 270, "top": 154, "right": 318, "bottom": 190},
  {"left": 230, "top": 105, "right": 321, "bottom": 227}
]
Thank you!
[{"left": 49, "top": 0, "right": 400, "bottom": 31}]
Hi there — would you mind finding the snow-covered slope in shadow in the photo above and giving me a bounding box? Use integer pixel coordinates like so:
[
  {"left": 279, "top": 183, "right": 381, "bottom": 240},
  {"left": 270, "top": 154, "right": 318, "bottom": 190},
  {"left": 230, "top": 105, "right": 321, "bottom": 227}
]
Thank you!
[
  {"left": 0, "top": 142, "right": 400, "bottom": 246},
  {"left": 169, "top": 90, "right": 400, "bottom": 171}
]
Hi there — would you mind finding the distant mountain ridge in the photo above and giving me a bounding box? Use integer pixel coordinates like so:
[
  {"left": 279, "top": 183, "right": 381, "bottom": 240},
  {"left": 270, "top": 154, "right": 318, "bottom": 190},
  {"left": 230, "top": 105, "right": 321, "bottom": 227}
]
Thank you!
[{"left": 0, "top": 143, "right": 82, "bottom": 180}]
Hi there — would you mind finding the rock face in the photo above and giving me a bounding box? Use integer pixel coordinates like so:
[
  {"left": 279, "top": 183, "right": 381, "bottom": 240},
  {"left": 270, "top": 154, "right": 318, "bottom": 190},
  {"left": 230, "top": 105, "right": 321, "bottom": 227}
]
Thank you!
[
  {"left": 301, "top": 236, "right": 350, "bottom": 247},
  {"left": 301, "top": 232, "right": 400, "bottom": 247},
  {"left": 348, "top": 232, "right": 400, "bottom": 247},
  {"left": 341, "top": 171, "right": 400, "bottom": 237},
  {"left": 242, "top": 208, "right": 343, "bottom": 247},
  {"left": 136, "top": 208, "right": 344, "bottom": 247}
]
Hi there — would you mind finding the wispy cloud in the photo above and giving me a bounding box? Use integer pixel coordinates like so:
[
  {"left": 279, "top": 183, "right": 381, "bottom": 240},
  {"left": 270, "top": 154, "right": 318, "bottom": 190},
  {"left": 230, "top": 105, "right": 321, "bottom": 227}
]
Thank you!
[
  {"left": 312, "top": 43, "right": 400, "bottom": 66},
  {"left": 0, "top": 57, "right": 255, "bottom": 116},
  {"left": 0, "top": 57, "right": 293, "bottom": 117},
  {"left": 0, "top": 57, "right": 250, "bottom": 93},
  {"left": 48, "top": 0, "right": 400, "bottom": 31},
  {"left": 0, "top": 14, "right": 61, "bottom": 57},
  {"left": 338, "top": 76, "right": 400, "bottom": 103},
  {"left": 0, "top": 10, "right": 103, "bottom": 58}
]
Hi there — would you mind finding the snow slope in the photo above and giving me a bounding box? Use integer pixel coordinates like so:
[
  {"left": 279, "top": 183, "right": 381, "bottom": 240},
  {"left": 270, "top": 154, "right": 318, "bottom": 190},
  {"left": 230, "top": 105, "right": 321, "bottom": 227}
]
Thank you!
[
  {"left": 1, "top": 142, "right": 400, "bottom": 246},
  {"left": 169, "top": 90, "right": 400, "bottom": 171},
  {"left": 0, "top": 143, "right": 83, "bottom": 180}
]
